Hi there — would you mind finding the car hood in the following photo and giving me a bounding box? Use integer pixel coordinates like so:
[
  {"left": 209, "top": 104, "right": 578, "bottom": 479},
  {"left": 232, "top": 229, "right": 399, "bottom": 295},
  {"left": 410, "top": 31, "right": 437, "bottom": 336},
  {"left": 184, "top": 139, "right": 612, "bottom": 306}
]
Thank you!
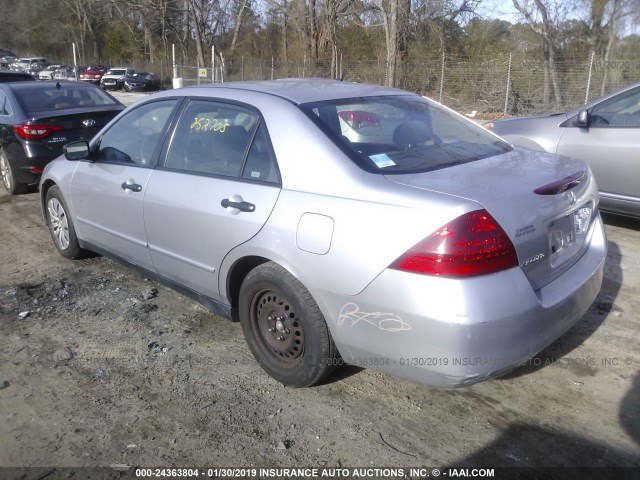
[{"left": 385, "top": 147, "right": 599, "bottom": 290}]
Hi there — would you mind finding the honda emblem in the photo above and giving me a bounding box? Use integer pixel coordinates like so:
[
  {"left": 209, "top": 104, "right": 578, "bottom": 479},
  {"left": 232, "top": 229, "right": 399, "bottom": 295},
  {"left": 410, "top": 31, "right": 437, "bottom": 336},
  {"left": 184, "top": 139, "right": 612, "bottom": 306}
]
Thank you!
[{"left": 82, "top": 119, "right": 97, "bottom": 128}]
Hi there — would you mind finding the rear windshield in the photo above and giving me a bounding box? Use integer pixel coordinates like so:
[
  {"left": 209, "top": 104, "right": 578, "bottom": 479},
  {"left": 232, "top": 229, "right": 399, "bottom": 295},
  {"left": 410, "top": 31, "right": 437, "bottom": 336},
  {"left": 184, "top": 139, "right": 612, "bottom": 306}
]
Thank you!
[
  {"left": 299, "top": 95, "right": 511, "bottom": 174},
  {"left": 15, "top": 85, "right": 119, "bottom": 113},
  {"left": 107, "top": 69, "right": 126, "bottom": 75}
]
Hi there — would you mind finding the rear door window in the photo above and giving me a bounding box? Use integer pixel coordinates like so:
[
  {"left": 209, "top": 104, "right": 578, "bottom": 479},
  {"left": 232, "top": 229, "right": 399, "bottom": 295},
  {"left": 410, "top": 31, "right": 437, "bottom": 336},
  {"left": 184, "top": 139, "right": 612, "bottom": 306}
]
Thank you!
[
  {"left": 164, "top": 99, "right": 279, "bottom": 183},
  {"left": 0, "top": 90, "right": 11, "bottom": 116}
]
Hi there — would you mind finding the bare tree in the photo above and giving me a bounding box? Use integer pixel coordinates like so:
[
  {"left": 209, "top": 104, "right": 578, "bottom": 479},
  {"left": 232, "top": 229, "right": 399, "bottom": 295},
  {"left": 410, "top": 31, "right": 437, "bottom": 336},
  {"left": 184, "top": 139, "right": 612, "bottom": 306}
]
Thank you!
[{"left": 511, "top": 0, "right": 570, "bottom": 109}]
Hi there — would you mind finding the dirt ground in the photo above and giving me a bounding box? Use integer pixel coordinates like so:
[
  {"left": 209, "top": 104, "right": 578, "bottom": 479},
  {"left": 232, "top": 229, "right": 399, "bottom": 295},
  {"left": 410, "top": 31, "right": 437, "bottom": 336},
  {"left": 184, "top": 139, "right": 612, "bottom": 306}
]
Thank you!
[{"left": 0, "top": 90, "right": 639, "bottom": 477}]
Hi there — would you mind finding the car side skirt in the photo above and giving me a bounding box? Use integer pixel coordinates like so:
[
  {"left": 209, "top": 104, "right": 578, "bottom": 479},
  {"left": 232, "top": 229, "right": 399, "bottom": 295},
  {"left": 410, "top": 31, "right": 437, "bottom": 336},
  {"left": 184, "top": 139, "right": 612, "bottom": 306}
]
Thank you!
[{"left": 79, "top": 240, "right": 234, "bottom": 321}]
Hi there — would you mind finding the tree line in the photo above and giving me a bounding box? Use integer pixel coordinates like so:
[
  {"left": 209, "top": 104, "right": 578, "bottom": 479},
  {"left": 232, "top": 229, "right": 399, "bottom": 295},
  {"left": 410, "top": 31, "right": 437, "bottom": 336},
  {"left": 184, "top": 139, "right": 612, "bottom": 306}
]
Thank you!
[{"left": 1, "top": 0, "right": 639, "bottom": 100}]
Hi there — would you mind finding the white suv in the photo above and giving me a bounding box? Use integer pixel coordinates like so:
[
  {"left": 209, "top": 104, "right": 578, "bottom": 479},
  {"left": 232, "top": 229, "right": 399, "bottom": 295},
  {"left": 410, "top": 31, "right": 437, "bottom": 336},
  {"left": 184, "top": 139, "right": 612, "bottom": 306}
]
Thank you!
[{"left": 100, "top": 67, "right": 134, "bottom": 90}]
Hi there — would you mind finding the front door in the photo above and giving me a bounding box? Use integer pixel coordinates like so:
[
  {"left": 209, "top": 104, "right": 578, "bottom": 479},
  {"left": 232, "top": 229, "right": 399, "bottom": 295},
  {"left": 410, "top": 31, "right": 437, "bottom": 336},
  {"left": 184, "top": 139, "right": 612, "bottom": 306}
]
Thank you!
[
  {"left": 557, "top": 86, "right": 640, "bottom": 206},
  {"left": 70, "top": 99, "right": 179, "bottom": 270}
]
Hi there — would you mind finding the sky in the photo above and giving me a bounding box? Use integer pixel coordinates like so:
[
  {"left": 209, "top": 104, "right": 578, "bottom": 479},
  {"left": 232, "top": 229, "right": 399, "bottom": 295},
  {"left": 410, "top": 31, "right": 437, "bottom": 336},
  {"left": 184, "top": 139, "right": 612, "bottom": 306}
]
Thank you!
[{"left": 478, "top": 0, "right": 522, "bottom": 22}]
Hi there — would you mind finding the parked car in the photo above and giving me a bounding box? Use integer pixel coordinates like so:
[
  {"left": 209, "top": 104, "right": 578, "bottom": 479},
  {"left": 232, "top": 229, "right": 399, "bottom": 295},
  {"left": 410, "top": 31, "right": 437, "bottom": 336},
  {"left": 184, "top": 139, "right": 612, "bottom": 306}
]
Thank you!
[
  {"left": 79, "top": 64, "right": 109, "bottom": 84},
  {"left": 0, "top": 50, "right": 16, "bottom": 62},
  {"left": 13, "top": 57, "right": 48, "bottom": 71},
  {"left": 123, "top": 71, "right": 160, "bottom": 91},
  {"left": 0, "top": 54, "right": 16, "bottom": 69},
  {"left": 0, "top": 71, "right": 35, "bottom": 82},
  {"left": 39, "top": 79, "right": 605, "bottom": 388},
  {"left": 486, "top": 81, "right": 640, "bottom": 218},
  {"left": 27, "top": 62, "right": 49, "bottom": 78},
  {"left": 38, "top": 64, "right": 64, "bottom": 80},
  {"left": 100, "top": 67, "right": 134, "bottom": 90},
  {"left": 53, "top": 65, "right": 85, "bottom": 81},
  {"left": 0, "top": 81, "right": 124, "bottom": 194}
]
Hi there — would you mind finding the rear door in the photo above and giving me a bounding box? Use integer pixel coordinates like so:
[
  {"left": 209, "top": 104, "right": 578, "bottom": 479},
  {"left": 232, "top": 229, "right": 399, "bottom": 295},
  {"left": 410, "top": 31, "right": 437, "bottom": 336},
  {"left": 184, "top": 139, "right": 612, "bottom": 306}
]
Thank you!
[
  {"left": 70, "top": 99, "right": 180, "bottom": 270},
  {"left": 144, "top": 98, "right": 281, "bottom": 301}
]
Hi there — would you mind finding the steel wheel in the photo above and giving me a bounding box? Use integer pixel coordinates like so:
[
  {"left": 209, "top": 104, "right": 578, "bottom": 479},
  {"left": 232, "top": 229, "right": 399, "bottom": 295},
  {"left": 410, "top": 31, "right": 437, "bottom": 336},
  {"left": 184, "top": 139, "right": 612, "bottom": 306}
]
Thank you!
[
  {"left": 47, "top": 197, "right": 70, "bottom": 250},
  {"left": 239, "top": 262, "right": 339, "bottom": 387},
  {"left": 252, "top": 288, "right": 305, "bottom": 365}
]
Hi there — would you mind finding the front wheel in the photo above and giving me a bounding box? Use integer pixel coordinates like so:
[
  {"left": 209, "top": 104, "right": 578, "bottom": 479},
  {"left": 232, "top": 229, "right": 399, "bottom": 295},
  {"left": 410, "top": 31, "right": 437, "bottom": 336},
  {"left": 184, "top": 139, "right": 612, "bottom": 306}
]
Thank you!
[
  {"left": 239, "top": 262, "right": 339, "bottom": 387},
  {"left": 45, "top": 186, "right": 88, "bottom": 259}
]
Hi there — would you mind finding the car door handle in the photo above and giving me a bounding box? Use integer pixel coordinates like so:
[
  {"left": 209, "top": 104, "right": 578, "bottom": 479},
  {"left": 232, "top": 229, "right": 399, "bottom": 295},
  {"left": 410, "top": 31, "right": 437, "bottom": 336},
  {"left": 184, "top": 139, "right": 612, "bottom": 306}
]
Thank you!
[
  {"left": 121, "top": 181, "right": 142, "bottom": 192},
  {"left": 221, "top": 198, "right": 255, "bottom": 212}
]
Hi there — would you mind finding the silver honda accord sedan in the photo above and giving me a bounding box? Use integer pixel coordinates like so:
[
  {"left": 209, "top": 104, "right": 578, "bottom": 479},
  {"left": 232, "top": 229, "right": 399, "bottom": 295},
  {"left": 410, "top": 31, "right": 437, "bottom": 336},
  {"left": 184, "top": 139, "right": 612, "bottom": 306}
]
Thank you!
[{"left": 39, "top": 79, "right": 606, "bottom": 388}]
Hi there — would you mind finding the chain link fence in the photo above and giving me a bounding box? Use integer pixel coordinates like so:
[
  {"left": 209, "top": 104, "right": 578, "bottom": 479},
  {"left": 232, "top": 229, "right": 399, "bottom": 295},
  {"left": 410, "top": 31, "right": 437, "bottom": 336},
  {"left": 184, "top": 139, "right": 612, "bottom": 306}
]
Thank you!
[{"left": 112, "top": 53, "right": 640, "bottom": 118}]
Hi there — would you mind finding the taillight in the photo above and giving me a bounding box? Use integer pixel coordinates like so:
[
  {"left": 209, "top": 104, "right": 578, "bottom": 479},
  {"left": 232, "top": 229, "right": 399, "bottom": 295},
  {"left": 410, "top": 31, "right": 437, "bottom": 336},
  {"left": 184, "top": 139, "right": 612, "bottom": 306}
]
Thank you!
[
  {"left": 484, "top": 123, "right": 494, "bottom": 130},
  {"left": 390, "top": 210, "right": 518, "bottom": 278},
  {"left": 13, "top": 124, "right": 63, "bottom": 140}
]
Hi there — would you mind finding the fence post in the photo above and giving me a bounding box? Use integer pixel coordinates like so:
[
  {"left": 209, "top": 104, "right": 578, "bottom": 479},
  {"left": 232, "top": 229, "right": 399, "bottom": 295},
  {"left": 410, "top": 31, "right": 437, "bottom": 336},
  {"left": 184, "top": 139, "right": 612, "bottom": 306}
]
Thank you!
[
  {"left": 271, "top": 57, "right": 274, "bottom": 80},
  {"left": 504, "top": 52, "right": 512, "bottom": 115},
  {"left": 384, "top": 61, "right": 388, "bottom": 87},
  {"left": 303, "top": 54, "right": 306, "bottom": 78},
  {"left": 438, "top": 52, "right": 445, "bottom": 103},
  {"left": 172, "top": 44, "right": 177, "bottom": 79},
  {"left": 241, "top": 57, "right": 244, "bottom": 82},
  {"left": 72, "top": 43, "right": 78, "bottom": 81},
  {"left": 212, "top": 46, "right": 215, "bottom": 83},
  {"left": 585, "top": 51, "right": 595, "bottom": 105}
]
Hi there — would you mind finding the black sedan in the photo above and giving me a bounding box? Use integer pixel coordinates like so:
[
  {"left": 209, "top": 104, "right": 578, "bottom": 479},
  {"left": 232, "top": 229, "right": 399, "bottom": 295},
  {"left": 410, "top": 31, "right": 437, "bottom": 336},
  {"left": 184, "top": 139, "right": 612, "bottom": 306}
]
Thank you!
[
  {"left": 123, "top": 72, "right": 161, "bottom": 92},
  {"left": 0, "top": 81, "right": 125, "bottom": 194}
]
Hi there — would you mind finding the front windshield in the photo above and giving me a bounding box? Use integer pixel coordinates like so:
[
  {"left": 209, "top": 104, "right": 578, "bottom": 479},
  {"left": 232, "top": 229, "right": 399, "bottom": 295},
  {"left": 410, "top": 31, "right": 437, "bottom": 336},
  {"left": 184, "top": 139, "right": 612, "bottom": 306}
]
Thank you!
[{"left": 299, "top": 95, "right": 512, "bottom": 174}]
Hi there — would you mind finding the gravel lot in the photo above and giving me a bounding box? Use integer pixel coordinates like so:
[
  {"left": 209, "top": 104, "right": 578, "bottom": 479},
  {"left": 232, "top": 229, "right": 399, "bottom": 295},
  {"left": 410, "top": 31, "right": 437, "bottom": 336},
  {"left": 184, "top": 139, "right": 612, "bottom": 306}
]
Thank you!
[{"left": 0, "top": 88, "right": 639, "bottom": 476}]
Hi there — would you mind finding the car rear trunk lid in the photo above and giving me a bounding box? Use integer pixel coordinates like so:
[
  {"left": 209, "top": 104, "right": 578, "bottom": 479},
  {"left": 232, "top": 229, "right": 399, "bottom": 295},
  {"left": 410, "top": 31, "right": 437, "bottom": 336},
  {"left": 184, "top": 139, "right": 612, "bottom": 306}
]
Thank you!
[
  {"left": 385, "top": 148, "right": 599, "bottom": 291},
  {"left": 28, "top": 107, "right": 121, "bottom": 154}
]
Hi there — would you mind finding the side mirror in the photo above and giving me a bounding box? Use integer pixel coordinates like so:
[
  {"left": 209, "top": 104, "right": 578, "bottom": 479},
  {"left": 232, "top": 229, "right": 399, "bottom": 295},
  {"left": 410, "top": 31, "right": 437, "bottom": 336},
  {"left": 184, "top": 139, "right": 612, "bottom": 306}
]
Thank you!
[
  {"left": 63, "top": 141, "right": 90, "bottom": 161},
  {"left": 576, "top": 110, "right": 590, "bottom": 128}
]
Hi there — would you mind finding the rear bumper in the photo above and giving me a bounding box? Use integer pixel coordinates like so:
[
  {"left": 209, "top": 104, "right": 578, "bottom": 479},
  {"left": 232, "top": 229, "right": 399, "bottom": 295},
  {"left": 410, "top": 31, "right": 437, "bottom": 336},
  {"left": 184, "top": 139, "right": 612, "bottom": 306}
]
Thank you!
[
  {"left": 14, "top": 156, "right": 52, "bottom": 184},
  {"left": 319, "top": 213, "right": 606, "bottom": 387}
]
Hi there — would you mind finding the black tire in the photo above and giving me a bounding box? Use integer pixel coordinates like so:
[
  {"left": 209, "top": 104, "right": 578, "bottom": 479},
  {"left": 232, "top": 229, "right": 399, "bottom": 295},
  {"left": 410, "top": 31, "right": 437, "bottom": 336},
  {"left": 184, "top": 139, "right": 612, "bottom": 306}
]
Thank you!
[
  {"left": 239, "top": 262, "right": 339, "bottom": 387},
  {"left": 0, "top": 148, "right": 27, "bottom": 195},
  {"left": 44, "top": 186, "right": 87, "bottom": 259}
]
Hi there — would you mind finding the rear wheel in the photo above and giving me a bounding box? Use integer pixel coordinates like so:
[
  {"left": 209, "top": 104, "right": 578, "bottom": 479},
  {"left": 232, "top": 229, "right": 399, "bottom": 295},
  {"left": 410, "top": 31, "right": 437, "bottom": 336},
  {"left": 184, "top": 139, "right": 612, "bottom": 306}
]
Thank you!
[
  {"left": 0, "top": 148, "right": 27, "bottom": 195},
  {"left": 239, "top": 262, "right": 338, "bottom": 387},
  {"left": 45, "top": 186, "right": 87, "bottom": 259}
]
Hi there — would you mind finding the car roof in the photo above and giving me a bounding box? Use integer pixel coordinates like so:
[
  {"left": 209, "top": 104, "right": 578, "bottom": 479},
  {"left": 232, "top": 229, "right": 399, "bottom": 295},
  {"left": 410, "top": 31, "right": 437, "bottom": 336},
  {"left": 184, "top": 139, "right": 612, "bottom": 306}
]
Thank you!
[{"left": 189, "top": 78, "right": 409, "bottom": 104}]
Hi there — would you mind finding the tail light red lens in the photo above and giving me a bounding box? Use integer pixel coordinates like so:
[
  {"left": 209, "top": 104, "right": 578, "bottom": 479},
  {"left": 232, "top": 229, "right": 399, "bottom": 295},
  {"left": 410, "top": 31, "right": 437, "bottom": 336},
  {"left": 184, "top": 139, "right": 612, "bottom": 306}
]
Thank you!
[
  {"left": 338, "top": 110, "right": 380, "bottom": 129},
  {"left": 390, "top": 210, "right": 518, "bottom": 278},
  {"left": 13, "top": 124, "right": 63, "bottom": 140}
]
